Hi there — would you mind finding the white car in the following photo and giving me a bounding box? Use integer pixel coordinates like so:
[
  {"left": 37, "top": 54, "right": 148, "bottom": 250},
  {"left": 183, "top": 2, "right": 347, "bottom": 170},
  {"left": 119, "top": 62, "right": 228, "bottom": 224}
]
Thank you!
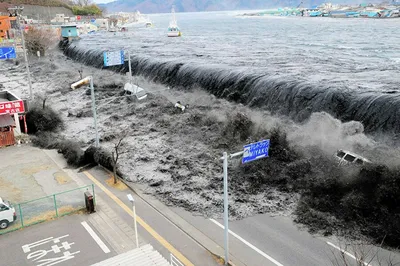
[
  {"left": 335, "top": 149, "right": 371, "bottom": 166},
  {"left": 0, "top": 197, "right": 16, "bottom": 229},
  {"left": 124, "top": 82, "right": 148, "bottom": 101}
]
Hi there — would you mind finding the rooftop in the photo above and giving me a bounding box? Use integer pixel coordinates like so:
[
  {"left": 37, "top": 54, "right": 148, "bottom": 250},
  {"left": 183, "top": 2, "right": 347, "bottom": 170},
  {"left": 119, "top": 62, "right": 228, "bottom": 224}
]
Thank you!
[{"left": 0, "top": 91, "right": 20, "bottom": 102}]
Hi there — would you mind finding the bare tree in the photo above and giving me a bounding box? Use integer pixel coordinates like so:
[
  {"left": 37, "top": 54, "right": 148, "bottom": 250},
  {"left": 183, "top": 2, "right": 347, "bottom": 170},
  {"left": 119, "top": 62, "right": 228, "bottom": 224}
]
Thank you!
[
  {"left": 329, "top": 238, "right": 400, "bottom": 266},
  {"left": 75, "top": 0, "right": 92, "bottom": 6},
  {"left": 111, "top": 129, "right": 130, "bottom": 184},
  {"left": 24, "top": 26, "right": 58, "bottom": 57},
  {"left": 36, "top": 93, "right": 48, "bottom": 110}
]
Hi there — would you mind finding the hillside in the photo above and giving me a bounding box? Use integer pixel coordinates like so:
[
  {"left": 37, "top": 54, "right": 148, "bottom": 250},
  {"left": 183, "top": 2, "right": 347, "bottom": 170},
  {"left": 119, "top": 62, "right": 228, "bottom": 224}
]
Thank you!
[
  {"left": 0, "top": 0, "right": 72, "bottom": 11},
  {"left": 101, "top": 0, "right": 379, "bottom": 13},
  {"left": 0, "top": 0, "right": 101, "bottom": 18}
]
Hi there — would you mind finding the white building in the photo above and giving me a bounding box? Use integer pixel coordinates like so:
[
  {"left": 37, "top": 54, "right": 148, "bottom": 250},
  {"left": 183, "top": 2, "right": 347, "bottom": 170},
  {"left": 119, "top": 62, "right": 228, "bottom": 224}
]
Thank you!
[{"left": 94, "top": 18, "right": 109, "bottom": 31}]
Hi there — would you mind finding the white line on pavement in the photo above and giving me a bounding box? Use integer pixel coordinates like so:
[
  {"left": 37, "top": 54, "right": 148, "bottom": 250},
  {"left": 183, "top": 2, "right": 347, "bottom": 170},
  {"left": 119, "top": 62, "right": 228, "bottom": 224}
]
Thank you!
[
  {"left": 209, "top": 219, "right": 284, "bottom": 266},
  {"left": 81, "top": 221, "right": 111, "bottom": 254},
  {"left": 327, "top": 241, "right": 372, "bottom": 266}
]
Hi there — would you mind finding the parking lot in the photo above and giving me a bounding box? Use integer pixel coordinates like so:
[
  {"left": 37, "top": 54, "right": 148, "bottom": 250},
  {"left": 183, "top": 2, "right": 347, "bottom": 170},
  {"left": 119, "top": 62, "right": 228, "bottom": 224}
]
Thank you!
[{"left": 0, "top": 214, "right": 116, "bottom": 266}]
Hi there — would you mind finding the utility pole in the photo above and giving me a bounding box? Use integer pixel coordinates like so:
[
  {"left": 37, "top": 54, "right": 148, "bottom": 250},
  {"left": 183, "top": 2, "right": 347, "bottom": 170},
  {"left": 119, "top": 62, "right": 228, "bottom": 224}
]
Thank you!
[{"left": 9, "top": 6, "right": 33, "bottom": 100}]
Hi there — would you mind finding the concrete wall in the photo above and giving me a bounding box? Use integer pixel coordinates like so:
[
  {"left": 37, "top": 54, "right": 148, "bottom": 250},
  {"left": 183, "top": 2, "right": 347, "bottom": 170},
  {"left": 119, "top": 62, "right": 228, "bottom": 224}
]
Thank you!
[{"left": 21, "top": 5, "right": 73, "bottom": 21}]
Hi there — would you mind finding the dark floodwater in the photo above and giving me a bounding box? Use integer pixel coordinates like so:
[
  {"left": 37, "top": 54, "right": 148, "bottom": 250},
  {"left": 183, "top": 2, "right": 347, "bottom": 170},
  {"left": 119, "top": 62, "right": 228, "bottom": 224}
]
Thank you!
[{"left": 65, "top": 11, "right": 400, "bottom": 134}]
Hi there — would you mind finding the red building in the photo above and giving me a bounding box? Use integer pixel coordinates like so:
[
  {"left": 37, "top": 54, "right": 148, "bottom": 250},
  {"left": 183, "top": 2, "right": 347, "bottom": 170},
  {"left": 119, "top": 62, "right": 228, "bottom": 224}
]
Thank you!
[
  {"left": 0, "top": 15, "right": 11, "bottom": 39},
  {"left": 0, "top": 91, "right": 26, "bottom": 147}
]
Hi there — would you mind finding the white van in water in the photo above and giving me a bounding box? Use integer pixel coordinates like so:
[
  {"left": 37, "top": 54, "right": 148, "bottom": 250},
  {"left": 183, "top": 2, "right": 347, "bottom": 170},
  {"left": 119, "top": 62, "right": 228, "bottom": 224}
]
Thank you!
[
  {"left": 0, "top": 198, "right": 16, "bottom": 229},
  {"left": 335, "top": 149, "right": 371, "bottom": 166}
]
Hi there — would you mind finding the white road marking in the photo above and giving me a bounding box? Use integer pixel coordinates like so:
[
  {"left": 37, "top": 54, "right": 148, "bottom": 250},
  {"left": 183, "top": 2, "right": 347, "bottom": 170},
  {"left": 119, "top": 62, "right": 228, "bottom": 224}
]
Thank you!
[
  {"left": 22, "top": 235, "right": 69, "bottom": 253},
  {"left": 81, "top": 221, "right": 110, "bottom": 254},
  {"left": 209, "top": 219, "right": 284, "bottom": 266},
  {"left": 327, "top": 241, "right": 372, "bottom": 266}
]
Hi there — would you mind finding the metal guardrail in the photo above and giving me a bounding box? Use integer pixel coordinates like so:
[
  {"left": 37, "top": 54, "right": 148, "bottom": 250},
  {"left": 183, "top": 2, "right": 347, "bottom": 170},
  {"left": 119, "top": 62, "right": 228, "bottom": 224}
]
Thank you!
[
  {"left": 170, "top": 253, "right": 184, "bottom": 266},
  {"left": 0, "top": 184, "right": 95, "bottom": 235}
]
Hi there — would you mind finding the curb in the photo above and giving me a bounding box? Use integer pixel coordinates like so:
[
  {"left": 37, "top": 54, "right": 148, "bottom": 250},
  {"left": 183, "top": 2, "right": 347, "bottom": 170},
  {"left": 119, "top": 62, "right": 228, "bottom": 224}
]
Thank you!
[{"left": 100, "top": 166, "right": 244, "bottom": 266}]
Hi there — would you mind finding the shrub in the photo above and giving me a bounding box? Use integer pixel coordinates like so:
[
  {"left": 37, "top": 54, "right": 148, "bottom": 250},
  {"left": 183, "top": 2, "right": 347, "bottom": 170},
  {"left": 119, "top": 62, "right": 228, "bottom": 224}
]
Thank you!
[
  {"left": 84, "top": 145, "right": 123, "bottom": 177},
  {"left": 223, "top": 112, "right": 253, "bottom": 142},
  {"left": 31, "top": 132, "right": 86, "bottom": 167},
  {"left": 72, "top": 4, "right": 102, "bottom": 15},
  {"left": 31, "top": 131, "right": 59, "bottom": 148},
  {"left": 26, "top": 102, "right": 63, "bottom": 133},
  {"left": 57, "top": 140, "right": 86, "bottom": 167}
]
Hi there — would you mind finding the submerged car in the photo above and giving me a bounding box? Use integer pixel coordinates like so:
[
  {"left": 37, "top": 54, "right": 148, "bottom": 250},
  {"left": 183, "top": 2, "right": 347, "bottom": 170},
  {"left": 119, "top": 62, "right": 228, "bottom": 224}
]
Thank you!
[{"left": 335, "top": 149, "right": 371, "bottom": 166}]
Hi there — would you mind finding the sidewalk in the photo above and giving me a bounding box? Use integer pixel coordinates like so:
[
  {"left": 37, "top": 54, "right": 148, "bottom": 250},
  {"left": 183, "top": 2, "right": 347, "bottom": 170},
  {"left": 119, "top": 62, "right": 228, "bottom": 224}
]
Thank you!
[
  {"left": 43, "top": 149, "right": 170, "bottom": 265},
  {"left": 44, "top": 148, "right": 221, "bottom": 266},
  {"left": 46, "top": 150, "right": 141, "bottom": 254}
]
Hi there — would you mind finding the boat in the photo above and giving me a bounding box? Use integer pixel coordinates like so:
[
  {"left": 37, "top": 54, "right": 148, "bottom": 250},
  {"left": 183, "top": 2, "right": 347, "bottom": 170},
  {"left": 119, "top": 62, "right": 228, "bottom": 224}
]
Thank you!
[{"left": 167, "top": 7, "right": 181, "bottom": 37}]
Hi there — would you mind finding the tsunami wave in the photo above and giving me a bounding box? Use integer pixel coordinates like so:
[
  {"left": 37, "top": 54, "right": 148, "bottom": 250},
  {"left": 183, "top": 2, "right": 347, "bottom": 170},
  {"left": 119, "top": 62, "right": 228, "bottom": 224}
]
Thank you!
[{"left": 63, "top": 43, "right": 400, "bottom": 135}]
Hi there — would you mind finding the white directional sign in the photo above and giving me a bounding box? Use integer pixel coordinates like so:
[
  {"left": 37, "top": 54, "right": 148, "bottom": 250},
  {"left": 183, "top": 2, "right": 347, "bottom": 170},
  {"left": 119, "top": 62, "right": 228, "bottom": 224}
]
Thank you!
[{"left": 103, "top": 50, "right": 124, "bottom": 67}]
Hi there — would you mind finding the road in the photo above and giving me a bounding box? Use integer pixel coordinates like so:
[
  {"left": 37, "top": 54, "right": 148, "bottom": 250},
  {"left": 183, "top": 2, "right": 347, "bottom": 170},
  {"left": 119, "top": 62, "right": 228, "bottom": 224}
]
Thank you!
[
  {"left": 0, "top": 215, "right": 115, "bottom": 266},
  {"left": 173, "top": 207, "right": 400, "bottom": 266},
  {"left": 40, "top": 148, "right": 400, "bottom": 266},
  {"left": 79, "top": 165, "right": 400, "bottom": 266}
]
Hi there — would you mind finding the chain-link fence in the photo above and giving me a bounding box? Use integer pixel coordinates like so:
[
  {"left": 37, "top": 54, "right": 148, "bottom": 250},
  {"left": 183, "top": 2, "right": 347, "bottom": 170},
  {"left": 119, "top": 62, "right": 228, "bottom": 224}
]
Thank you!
[{"left": 0, "top": 184, "right": 94, "bottom": 234}]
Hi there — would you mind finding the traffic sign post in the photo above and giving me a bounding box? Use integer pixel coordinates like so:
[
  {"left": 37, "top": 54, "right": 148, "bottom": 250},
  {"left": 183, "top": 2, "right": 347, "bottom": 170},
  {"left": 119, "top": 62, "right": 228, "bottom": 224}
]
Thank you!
[
  {"left": 103, "top": 50, "right": 124, "bottom": 67},
  {"left": 220, "top": 139, "right": 270, "bottom": 265},
  {"left": 127, "top": 50, "right": 132, "bottom": 83}
]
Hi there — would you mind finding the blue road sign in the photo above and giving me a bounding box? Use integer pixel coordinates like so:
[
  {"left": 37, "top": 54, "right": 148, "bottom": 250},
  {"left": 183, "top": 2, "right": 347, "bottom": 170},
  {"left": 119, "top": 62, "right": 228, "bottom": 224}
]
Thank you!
[
  {"left": 242, "top": 139, "right": 270, "bottom": 164},
  {"left": 103, "top": 50, "right": 124, "bottom": 67},
  {"left": 0, "top": 47, "right": 16, "bottom": 60}
]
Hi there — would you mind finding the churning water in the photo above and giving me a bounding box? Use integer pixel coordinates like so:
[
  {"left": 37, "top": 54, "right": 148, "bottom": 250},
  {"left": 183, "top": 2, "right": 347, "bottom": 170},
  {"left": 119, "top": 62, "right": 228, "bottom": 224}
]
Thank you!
[{"left": 64, "top": 11, "right": 400, "bottom": 134}]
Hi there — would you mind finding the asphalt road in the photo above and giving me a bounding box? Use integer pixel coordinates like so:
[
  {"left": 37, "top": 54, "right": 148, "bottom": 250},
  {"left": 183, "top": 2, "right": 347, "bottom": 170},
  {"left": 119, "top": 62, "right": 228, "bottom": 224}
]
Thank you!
[
  {"left": 79, "top": 166, "right": 400, "bottom": 266},
  {"left": 173, "top": 208, "right": 400, "bottom": 266},
  {"left": 0, "top": 214, "right": 116, "bottom": 266}
]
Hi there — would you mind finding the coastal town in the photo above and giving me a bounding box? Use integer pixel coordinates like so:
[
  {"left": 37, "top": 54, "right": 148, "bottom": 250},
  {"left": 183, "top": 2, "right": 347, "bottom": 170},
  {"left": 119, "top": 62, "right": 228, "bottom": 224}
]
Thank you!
[
  {"left": 1, "top": 1, "right": 400, "bottom": 266},
  {"left": 243, "top": 1, "right": 400, "bottom": 18}
]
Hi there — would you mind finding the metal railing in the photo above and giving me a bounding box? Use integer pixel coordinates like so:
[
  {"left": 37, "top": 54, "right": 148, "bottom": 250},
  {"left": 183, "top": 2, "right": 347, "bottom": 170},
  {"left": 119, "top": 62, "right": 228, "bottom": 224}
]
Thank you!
[{"left": 0, "top": 184, "right": 94, "bottom": 234}]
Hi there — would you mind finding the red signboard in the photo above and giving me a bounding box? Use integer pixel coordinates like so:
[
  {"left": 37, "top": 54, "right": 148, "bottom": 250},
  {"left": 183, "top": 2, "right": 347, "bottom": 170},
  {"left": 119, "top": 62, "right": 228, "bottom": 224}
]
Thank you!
[{"left": 0, "top": 100, "right": 25, "bottom": 115}]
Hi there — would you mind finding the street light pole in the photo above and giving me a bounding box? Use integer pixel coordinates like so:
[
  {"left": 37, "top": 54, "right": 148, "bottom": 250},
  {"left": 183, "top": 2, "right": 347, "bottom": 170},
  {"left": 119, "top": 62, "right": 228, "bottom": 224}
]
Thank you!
[
  {"left": 127, "top": 194, "right": 139, "bottom": 248},
  {"left": 10, "top": 6, "right": 33, "bottom": 100},
  {"left": 89, "top": 77, "right": 99, "bottom": 148},
  {"left": 223, "top": 151, "right": 229, "bottom": 265},
  {"left": 221, "top": 150, "right": 244, "bottom": 266},
  {"left": 71, "top": 76, "right": 99, "bottom": 147}
]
